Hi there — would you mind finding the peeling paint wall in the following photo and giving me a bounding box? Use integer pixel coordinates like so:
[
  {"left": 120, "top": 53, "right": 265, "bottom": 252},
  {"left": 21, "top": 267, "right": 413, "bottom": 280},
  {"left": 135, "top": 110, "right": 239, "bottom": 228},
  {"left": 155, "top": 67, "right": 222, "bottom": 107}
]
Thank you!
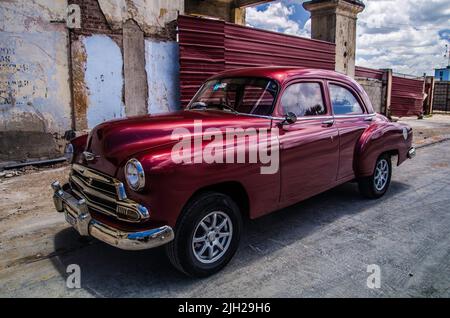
[
  {"left": 0, "top": 0, "right": 71, "bottom": 161},
  {"left": 98, "top": 0, "right": 184, "bottom": 36},
  {"left": 70, "top": 0, "right": 183, "bottom": 130},
  {"left": 145, "top": 40, "right": 180, "bottom": 114},
  {"left": 0, "top": 0, "right": 191, "bottom": 161},
  {"left": 83, "top": 35, "right": 125, "bottom": 128}
]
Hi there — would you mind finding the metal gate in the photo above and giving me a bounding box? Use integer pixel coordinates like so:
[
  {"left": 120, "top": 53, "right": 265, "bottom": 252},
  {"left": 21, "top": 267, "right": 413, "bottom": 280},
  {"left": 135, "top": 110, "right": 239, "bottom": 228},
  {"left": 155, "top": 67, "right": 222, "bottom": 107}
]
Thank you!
[
  {"left": 178, "top": 15, "right": 336, "bottom": 107},
  {"left": 433, "top": 81, "right": 450, "bottom": 112},
  {"left": 390, "top": 74, "right": 425, "bottom": 117}
]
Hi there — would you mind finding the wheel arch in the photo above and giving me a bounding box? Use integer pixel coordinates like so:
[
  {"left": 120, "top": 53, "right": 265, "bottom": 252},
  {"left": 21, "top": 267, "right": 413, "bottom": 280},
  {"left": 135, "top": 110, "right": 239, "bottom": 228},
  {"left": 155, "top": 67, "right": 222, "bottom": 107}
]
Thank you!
[
  {"left": 354, "top": 120, "right": 407, "bottom": 178},
  {"left": 182, "top": 181, "right": 250, "bottom": 222}
]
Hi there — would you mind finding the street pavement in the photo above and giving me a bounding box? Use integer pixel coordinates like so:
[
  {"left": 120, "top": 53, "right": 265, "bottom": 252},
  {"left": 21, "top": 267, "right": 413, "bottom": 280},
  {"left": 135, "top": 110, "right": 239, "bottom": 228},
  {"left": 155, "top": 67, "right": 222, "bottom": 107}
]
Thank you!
[{"left": 0, "top": 139, "right": 449, "bottom": 297}]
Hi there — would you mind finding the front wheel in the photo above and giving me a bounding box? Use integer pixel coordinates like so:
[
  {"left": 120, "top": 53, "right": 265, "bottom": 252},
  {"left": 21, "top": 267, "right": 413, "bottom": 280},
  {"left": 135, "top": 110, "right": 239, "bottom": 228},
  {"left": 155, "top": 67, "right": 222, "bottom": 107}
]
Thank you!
[
  {"left": 165, "top": 192, "right": 242, "bottom": 277},
  {"left": 358, "top": 154, "right": 392, "bottom": 199}
]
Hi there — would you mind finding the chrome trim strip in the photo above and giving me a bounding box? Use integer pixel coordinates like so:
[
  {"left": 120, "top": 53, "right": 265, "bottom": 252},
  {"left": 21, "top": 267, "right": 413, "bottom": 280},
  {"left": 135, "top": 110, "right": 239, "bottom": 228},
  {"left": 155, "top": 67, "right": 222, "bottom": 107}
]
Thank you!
[
  {"left": 71, "top": 174, "right": 117, "bottom": 204},
  {"left": 190, "top": 109, "right": 377, "bottom": 122},
  {"left": 116, "top": 183, "right": 127, "bottom": 201},
  {"left": 295, "top": 115, "right": 334, "bottom": 121},
  {"left": 333, "top": 113, "right": 376, "bottom": 119},
  {"left": 73, "top": 164, "right": 113, "bottom": 184},
  {"left": 243, "top": 113, "right": 376, "bottom": 122}
]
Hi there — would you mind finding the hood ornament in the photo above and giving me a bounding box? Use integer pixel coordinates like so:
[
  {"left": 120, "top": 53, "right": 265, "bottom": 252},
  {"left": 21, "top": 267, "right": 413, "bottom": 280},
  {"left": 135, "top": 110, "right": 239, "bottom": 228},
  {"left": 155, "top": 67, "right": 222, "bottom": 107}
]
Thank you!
[{"left": 83, "top": 151, "right": 99, "bottom": 162}]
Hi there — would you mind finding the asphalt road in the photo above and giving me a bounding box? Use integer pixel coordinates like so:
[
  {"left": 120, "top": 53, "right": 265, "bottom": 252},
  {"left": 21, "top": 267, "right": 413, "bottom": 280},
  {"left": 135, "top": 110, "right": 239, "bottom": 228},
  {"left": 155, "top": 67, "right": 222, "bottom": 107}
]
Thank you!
[{"left": 1, "top": 141, "right": 449, "bottom": 297}]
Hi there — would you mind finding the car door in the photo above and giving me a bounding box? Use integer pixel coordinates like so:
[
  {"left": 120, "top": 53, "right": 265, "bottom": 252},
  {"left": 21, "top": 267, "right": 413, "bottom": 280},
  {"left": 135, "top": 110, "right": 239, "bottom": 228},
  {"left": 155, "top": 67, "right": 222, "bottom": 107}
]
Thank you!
[
  {"left": 277, "top": 80, "right": 339, "bottom": 206},
  {"left": 327, "top": 82, "right": 373, "bottom": 180}
]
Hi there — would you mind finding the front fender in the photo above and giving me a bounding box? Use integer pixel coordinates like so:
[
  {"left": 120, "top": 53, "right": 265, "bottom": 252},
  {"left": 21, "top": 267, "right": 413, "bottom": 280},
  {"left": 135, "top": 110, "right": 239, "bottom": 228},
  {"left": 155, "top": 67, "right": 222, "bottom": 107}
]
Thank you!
[{"left": 116, "top": 141, "right": 280, "bottom": 227}]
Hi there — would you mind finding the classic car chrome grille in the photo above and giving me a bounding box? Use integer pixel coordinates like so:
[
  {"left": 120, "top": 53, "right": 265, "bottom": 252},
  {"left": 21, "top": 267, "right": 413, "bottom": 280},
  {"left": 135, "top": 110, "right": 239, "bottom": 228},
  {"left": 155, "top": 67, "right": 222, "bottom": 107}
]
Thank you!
[
  {"left": 71, "top": 164, "right": 117, "bottom": 197},
  {"left": 68, "top": 164, "right": 149, "bottom": 223}
]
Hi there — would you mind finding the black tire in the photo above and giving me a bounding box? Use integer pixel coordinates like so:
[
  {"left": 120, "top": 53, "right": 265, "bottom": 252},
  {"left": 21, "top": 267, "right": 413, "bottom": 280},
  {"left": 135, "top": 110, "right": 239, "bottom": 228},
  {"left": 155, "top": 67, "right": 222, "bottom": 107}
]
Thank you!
[
  {"left": 358, "top": 154, "right": 392, "bottom": 199},
  {"left": 165, "top": 191, "right": 242, "bottom": 277}
]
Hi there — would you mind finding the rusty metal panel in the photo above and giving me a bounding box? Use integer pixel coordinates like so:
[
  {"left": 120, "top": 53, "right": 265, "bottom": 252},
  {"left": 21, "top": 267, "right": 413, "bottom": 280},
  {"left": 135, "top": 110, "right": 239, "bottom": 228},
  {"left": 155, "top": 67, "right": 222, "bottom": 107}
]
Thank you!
[
  {"left": 355, "top": 66, "right": 384, "bottom": 80},
  {"left": 390, "top": 75, "right": 425, "bottom": 117},
  {"left": 178, "top": 15, "right": 335, "bottom": 107}
]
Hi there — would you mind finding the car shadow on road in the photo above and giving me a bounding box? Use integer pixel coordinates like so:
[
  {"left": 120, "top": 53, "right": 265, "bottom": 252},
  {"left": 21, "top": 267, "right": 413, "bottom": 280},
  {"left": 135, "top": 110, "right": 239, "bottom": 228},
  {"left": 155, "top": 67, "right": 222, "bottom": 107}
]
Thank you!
[{"left": 51, "top": 180, "right": 410, "bottom": 297}]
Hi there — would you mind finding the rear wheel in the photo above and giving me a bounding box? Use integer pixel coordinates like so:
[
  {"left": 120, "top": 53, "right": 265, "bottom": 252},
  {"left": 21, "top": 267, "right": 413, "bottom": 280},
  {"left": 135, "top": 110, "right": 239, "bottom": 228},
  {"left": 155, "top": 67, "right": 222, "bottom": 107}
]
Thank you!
[
  {"left": 358, "top": 154, "right": 392, "bottom": 199},
  {"left": 165, "top": 192, "right": 242, "bottom": 277}
]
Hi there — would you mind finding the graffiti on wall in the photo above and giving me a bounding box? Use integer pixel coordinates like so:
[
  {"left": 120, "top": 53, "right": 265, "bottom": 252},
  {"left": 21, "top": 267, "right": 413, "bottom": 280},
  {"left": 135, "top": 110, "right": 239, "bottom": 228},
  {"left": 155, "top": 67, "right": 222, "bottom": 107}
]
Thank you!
[
  {"left": 0, "top": 0, "right": 71, "bottom": 135},
  {"left": 0, "top": 31, "right": 71, "bottom": 133}
]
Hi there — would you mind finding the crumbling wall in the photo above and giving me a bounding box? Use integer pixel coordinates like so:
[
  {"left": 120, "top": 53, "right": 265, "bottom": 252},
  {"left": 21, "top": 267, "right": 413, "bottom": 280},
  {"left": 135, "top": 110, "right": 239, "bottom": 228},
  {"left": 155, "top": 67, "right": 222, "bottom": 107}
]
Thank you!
[
  {"left": 69, "top": 0, "right": 125, "bottom": 131},
  {"left": 1, "top": 0, "right": 186, "bottom": 161},
  {"left": 70, "top": 0, "right": 183, "bottom": 130},
  {"left": 0, "top": 0, "right": 72, "bottom": 161},
  {"left": 356, "top": 77, "right": 383, "bottom": 114},
  {"left": 98, "top": 0, "right": 183, "bottom": 36},
  {"left": 97, "top": 0, "right": 183, "bottom": 115}
]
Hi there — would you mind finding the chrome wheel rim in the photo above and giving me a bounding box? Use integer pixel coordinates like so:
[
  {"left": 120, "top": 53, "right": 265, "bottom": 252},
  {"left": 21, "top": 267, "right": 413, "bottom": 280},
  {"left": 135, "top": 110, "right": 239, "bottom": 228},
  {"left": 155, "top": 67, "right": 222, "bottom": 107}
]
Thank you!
[
  {"left": 374, "top": 159, "right": 389, "bottom": 191},
  {"left": 192, "top": 211, "right": 233, "bottom": 264}
]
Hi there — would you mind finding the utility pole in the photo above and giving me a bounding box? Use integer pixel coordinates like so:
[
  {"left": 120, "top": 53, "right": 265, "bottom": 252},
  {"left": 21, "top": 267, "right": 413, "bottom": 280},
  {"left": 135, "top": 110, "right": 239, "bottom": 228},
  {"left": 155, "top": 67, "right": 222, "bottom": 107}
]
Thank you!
[{"left": 445, "top": 44, "right": 450, "bottom": 67}]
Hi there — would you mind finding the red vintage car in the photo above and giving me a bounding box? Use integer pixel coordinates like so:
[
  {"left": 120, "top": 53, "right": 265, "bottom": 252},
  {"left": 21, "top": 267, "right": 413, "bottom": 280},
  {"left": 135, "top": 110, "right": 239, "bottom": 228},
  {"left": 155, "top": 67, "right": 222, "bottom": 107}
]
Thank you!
[{"left": 52, "top": 67, "right": 415, "bottom": 277}]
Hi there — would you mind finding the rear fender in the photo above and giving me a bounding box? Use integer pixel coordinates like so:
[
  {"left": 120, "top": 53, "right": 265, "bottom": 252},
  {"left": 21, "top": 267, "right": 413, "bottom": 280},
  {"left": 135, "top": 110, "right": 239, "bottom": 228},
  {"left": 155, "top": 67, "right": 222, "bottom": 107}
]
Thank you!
[{"left": 355, "top": 119, "right": 412, "bottom": 178}]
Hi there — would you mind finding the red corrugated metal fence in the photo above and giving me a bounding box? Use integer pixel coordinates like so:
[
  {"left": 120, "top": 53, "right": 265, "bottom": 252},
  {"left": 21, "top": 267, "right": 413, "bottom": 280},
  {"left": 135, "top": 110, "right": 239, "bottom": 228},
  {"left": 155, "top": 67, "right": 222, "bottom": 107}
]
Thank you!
[
  {"left": 178, "top": 15, "right": 336, "bottom": 107},
  {"left": 355, "top": 66, "right": 384, "bottom": 80},
  {"left": 390, "top": 75, "right": 425, "bottom": 117},
  {"left": 179, "top": 15, "right": 424, "bottom": 117}
]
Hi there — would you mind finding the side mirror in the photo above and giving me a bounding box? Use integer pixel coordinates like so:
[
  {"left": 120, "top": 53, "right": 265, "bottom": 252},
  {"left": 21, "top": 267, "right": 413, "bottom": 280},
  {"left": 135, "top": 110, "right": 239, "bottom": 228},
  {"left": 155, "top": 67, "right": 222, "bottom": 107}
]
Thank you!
[{"left": 283, "top": 112, "right": 297, "bottom": 125}]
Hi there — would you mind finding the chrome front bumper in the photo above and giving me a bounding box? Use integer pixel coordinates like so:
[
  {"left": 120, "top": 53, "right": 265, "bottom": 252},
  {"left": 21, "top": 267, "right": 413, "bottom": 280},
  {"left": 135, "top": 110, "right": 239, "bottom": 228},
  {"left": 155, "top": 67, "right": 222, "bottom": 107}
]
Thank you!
[{"left": 51, "top": 181, "right": 174, "bottom": 251}]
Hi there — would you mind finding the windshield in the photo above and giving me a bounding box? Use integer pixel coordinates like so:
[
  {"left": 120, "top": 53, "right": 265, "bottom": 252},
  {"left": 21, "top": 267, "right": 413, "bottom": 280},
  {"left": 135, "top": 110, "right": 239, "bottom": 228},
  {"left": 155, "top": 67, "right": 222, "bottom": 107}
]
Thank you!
[{"left": 189, "top": 77, "right": 279, "bottom": 116}]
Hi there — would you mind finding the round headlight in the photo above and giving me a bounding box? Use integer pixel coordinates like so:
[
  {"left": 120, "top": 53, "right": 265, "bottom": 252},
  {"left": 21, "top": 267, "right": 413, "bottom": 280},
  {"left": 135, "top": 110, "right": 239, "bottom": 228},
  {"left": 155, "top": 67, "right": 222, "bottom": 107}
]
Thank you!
[
  {"left": 64, "top": 143, "right": 74, "bottom": 163},
  {"left": 125, "top": 159, "right": 145, "bottom": 191}
]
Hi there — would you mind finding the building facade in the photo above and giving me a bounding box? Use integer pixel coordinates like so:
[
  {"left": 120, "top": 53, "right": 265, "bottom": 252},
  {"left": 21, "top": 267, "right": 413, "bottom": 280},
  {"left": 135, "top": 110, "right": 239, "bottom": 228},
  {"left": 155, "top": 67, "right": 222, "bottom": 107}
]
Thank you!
[{"left": 435, "top": 67, "right": 450, "bottom": 81}]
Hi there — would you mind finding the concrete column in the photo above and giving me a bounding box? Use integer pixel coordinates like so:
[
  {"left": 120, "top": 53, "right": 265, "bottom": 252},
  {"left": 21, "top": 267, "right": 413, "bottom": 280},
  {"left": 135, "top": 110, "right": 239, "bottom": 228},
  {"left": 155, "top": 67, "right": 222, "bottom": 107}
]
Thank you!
[
  {"left": 303, "top": 0, "right": 365, "bottom": 78},
  {"left": 185, "top": 0, "right": 272, "bottom": 25},
  {"left": 381, "top": 69, "right": 393, "bottom": 117},
  {"left": 123, "top": 19, "right": 148, "bottom": 117},
  {"left": 231, "top": 7, "right": 246, "bottom": 25},
  {"left": 424, "top": 76, "right": 435, "bottom": 115}
]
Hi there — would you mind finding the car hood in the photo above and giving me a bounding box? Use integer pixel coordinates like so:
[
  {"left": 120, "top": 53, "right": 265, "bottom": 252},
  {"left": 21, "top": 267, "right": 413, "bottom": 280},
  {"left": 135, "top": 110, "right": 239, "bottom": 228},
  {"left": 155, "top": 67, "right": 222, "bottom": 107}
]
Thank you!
[{"left": 81, "top": 110, "right": 271, "bottom": 176}]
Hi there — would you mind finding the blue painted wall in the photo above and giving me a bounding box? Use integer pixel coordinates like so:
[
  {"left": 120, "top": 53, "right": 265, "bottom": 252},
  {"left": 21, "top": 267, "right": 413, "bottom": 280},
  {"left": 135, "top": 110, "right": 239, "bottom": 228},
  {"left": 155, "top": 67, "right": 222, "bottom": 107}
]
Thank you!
[
  {"left": 435, "top": 67, "right": 450, "bottom": 81},
  {"left": 83, "top": 35, "right": 125, "bottom": 129},
  {"left": 145, "top": 40, "right": 180, "bottom": 114}
]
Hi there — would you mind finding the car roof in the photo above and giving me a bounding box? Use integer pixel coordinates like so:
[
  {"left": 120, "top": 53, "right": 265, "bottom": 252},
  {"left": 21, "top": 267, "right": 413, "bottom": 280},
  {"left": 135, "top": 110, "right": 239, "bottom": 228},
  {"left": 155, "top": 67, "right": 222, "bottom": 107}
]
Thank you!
[
  {"left": 207, "top": 66, "right": 375, "bottom": 114},
  {"left": 208, "top": 66, "right": 356, "bottom": 86}
]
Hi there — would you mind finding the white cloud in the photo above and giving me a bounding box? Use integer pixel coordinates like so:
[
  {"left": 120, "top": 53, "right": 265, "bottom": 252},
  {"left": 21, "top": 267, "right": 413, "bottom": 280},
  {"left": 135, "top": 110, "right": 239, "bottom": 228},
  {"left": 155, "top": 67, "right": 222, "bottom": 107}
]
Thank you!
[
  {"left": 356, "top": 0, "right": 450, "bottom": 75},
  {"left": 246, "top": 0, "right": 450, "bottom": 76},
  {"left": 246, "top": 2, "right": 311, "bottom": 37}
]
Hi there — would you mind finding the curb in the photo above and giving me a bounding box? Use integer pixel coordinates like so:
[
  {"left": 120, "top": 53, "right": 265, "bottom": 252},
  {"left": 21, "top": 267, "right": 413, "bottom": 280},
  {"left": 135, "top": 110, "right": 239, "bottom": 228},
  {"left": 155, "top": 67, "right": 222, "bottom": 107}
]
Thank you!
[{"left": 415, "top": 137, "right": 450, "bottom": 150}]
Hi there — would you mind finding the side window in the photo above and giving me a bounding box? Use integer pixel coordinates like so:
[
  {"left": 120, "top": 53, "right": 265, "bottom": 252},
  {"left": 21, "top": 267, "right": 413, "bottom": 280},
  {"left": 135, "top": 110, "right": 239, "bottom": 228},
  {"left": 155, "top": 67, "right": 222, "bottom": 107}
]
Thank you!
[
  {"left": 280, "top": 82, "right": 326, "bottom": 117},
  {"left": 329, "top": 84, "right": 364, "bottom": 115}
]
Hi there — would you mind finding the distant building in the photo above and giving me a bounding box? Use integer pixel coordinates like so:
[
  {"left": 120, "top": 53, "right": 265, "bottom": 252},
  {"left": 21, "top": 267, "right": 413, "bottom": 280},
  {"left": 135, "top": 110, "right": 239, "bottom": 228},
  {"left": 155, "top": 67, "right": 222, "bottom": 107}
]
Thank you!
[{"left": 435, "top": 66, "right": 450, "bottom": 81}]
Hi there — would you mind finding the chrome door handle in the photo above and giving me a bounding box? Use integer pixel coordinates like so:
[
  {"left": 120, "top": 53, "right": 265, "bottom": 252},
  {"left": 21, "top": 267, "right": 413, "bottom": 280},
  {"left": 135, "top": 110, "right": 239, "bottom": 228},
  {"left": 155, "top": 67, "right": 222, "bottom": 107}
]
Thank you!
[
  {"left": 364, "top": 116, "right": 374, "bottom": 122},
  {"left": 322, "top": 119, "right": 334, "bottom": 127}
]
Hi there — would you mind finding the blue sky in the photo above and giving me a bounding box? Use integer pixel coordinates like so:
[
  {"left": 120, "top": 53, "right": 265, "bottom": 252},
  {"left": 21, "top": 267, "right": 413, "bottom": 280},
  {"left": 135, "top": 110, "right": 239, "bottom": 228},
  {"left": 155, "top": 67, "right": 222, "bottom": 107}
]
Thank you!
[{"left": 246, "top": 0, "right": 450, "bottom": 76}]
